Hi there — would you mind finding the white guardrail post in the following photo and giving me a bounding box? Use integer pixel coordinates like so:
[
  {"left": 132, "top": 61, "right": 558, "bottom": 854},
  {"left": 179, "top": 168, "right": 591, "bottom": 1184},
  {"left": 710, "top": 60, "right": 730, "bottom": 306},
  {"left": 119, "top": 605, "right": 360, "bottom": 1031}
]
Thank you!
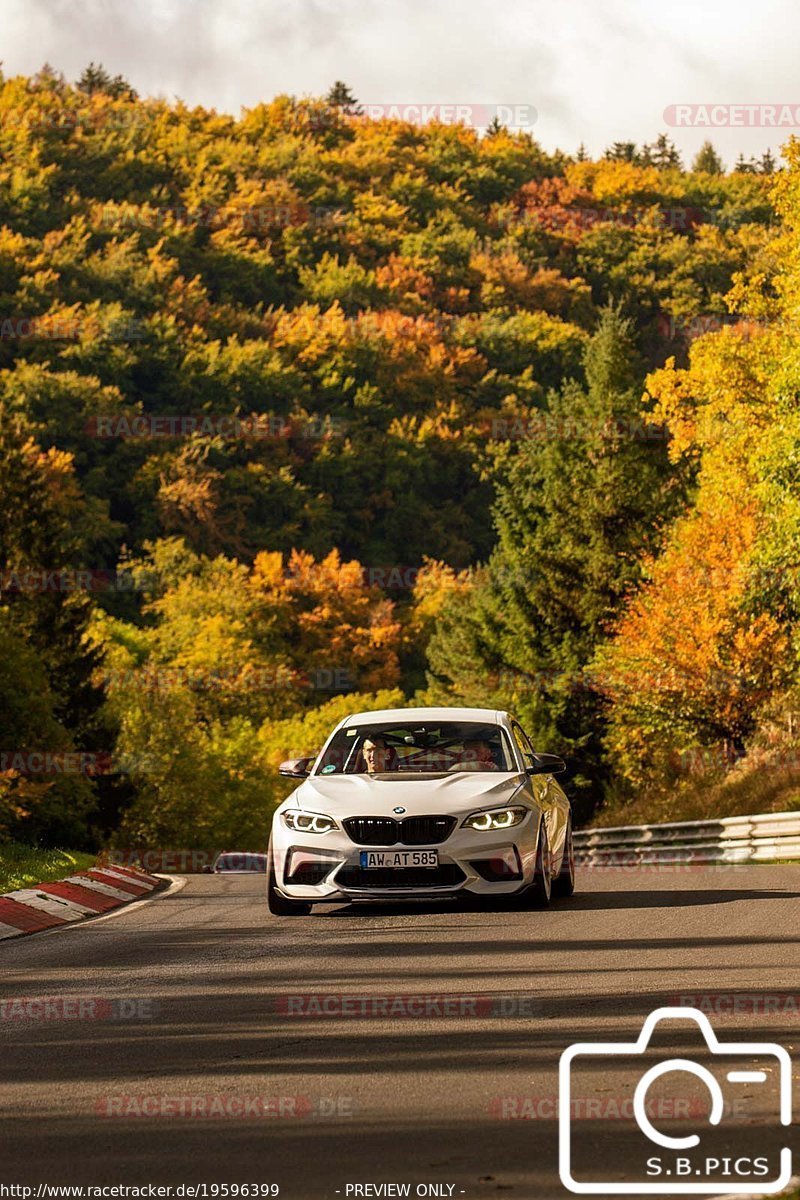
[{"left": 573, "top": 810, "right": 800, "bottom": 865}]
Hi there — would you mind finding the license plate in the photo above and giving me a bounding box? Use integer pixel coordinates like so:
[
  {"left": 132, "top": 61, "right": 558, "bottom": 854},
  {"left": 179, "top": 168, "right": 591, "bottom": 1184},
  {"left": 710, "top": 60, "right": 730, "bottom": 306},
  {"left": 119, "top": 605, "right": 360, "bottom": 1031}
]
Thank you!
[{"left": 359, "top": 850, "right": 439, "bottom": 869}]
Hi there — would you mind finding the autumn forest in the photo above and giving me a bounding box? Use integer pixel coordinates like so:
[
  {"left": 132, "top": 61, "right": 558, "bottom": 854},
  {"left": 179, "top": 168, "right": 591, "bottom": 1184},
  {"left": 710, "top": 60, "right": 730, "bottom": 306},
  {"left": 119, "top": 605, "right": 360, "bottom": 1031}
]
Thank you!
[{"left": 1, "top": 66, "right": 799, "bottom": 851}]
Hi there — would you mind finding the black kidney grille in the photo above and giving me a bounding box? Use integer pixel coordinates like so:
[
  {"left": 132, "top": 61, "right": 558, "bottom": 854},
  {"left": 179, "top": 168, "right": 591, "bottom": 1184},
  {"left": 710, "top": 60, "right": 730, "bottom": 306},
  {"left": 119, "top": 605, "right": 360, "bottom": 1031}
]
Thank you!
[
  {"left": 343, "top": 815, "right": 456, "bottom": 846},
  {"left": 400, "top": 815, "right": 457, "bottom": 844},
  {"left": 343, "top": 817, "right": 399, "bottom": 845}
]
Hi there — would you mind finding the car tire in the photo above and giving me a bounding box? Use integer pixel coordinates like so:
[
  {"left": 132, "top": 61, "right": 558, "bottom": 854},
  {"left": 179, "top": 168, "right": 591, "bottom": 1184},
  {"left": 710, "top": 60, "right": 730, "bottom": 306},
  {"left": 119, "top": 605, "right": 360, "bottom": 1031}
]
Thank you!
[
  {"left": 551, "top": 814, "right": 576, "bottom": 898},
  {"left": 521, "top": 817, "right": 552, "bottom": 908},
  {"left": 267, "top": 840, "right": 312, "bottom": 916}
]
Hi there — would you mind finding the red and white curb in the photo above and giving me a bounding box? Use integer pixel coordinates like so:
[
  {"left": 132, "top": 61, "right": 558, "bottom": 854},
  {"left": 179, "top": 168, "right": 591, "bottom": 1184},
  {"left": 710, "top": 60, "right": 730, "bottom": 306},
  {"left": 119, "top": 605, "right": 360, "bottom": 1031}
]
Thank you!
[{"left": 0, "top": 864, "right": 165, "bottom": 938}]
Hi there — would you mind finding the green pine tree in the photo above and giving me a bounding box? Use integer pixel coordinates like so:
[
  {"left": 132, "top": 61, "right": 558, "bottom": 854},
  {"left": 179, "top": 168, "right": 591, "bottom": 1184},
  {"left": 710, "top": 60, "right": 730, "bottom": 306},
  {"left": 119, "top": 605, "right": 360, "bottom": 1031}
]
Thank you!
[
  {"left": 759, "top": 148, "right": 776, "bottom": 174},
  {"left": 426, "top": 306, "right": 681, "bottom": 819},
  {"left": 692, "top": 140, "right": 725, "bottom": 174},
  {"left": 325, "top": 81, "right": 361, "bottom": 114},
  {"left": 645, "top": 133, "right": 683, "bottom": 170},
  {"left": 77, "top": 62, "right": 136, "bottom": 99},
  {"left": 603, "top": 141, "right": 638, "bottom": 163}
]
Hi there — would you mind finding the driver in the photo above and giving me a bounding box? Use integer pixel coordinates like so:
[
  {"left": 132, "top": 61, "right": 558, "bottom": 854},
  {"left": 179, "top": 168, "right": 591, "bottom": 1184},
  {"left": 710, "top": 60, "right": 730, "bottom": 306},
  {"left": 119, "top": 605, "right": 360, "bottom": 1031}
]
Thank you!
[{"left": 362, "top": 736, "right": 398, "bottom": 774}]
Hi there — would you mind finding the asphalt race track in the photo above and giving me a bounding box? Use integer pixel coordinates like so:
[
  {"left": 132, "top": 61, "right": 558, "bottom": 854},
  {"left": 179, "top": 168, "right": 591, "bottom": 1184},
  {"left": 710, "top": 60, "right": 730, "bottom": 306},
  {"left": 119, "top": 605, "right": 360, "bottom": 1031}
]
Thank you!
[{"left": 1, "top": 868, "right": 799, "bottom": 1199}]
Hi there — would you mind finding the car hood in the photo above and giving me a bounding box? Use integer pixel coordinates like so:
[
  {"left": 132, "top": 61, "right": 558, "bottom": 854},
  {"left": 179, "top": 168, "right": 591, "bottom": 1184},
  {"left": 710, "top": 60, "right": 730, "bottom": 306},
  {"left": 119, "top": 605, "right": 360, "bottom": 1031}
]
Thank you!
[{"left": 285, "top": 772, "right": 528, "bottom": 816}]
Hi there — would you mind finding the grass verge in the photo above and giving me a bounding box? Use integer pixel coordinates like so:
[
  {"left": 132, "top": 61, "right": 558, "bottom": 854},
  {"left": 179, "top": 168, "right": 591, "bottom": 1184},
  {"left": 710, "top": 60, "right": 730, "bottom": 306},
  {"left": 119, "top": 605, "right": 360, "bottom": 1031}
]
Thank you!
[
  {"left": 592, "top": 758, "right": 800, "bottom": 828},
  {"left": 0, "top": 842, "right": 97, "bottom": 893}
]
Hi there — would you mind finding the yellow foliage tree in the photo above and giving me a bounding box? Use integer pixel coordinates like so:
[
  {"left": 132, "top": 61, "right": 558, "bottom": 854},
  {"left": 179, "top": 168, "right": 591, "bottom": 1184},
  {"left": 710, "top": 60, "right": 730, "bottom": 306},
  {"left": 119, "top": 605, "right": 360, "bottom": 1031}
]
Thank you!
[{"left": 595, "top": 140, "right": 800, "bottom": 784}]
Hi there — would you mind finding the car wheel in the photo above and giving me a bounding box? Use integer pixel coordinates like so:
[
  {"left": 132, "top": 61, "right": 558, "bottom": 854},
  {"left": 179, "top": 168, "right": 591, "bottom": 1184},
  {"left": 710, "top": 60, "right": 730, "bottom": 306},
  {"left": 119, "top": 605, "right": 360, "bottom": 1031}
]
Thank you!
[
  {"left": 267, "top": 840, "right": 312, "bottom": 916},
  {"left": 521, "top": 817, "right": 552, "bottom": 908},
  {"left": 551, "top": 814, "right": 576, "bottom": 898}
]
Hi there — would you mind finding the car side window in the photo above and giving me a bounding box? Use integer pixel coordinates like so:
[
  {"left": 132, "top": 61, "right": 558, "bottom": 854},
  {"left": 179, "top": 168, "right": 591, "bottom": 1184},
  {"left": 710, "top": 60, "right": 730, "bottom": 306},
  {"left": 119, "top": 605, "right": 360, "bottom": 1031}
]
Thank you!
[{"left": 511, "top": 722, "right": 536, "bottom": 771}]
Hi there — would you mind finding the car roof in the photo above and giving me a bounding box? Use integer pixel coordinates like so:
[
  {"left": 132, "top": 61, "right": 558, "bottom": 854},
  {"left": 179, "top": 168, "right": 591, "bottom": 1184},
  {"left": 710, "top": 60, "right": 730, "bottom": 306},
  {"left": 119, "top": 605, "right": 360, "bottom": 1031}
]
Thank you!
[{"left": 336, "top": 706, "right": 508, "bottom": 727}]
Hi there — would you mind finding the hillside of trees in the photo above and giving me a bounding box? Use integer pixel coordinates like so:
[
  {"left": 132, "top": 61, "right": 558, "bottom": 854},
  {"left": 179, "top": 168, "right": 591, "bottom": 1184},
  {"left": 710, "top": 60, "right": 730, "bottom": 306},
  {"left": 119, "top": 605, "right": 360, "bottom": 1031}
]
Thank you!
[{"left": 1, "top": 64, "right": 797, "bottom": 848}]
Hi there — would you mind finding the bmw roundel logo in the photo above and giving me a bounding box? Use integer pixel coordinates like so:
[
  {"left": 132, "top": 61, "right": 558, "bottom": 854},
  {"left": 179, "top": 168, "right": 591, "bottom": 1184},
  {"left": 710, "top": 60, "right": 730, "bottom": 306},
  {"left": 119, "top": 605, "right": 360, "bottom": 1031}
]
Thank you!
[{"left": 393, "top": 806, "right": 406, "bottom": 814}]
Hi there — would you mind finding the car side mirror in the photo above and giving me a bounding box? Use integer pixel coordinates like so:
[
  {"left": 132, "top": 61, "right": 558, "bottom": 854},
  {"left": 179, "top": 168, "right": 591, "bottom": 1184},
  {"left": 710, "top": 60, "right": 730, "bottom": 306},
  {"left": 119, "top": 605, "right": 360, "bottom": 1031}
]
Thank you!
[
  {"left": 279, "top": 756, "right": 315, "bottom": 779},
  {"left": 527, "top": 752, "right": 566, "bottom": 775}
]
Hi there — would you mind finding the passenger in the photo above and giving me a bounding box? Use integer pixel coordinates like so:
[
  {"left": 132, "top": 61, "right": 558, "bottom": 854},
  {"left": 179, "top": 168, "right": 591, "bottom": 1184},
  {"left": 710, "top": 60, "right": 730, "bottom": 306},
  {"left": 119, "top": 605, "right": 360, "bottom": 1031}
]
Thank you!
[{"left": 454, "top": 739, "right": 499, "bottom": 771}]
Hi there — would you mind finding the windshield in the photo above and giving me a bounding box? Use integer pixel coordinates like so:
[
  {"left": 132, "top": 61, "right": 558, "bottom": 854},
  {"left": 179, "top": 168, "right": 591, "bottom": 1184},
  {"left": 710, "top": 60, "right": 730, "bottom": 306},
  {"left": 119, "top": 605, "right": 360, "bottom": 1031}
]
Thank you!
[{"left": 314, "top": 721, "right": 516, "bottom": 776}]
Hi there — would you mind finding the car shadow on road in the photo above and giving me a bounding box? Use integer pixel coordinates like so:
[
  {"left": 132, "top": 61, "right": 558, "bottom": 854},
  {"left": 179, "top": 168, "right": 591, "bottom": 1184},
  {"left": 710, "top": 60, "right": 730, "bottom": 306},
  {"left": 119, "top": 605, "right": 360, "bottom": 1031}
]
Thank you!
[
  {"left": 546, "top": 887, "right": 800, "bottom": 910},
  {"left": 317, "top": 887, "right": 800, "bottom": 917}
]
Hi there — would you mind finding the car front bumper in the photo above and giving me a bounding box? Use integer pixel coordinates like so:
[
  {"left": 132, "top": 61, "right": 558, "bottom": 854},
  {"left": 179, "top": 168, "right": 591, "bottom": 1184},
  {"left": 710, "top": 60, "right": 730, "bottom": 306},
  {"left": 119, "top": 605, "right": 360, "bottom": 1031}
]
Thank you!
[{"left": 270, "top": 815, "right": 542, "bottom": 901}]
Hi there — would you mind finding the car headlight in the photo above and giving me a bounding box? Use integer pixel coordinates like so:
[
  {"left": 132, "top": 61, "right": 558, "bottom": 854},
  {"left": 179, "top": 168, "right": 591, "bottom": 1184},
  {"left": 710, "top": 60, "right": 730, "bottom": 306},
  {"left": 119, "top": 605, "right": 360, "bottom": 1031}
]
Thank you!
[
  {"left": 462, "top": 806, "right": 528, "bottom": 831},
  {"left": 283, "top": 810, "right": 338, "bottom": 835}
]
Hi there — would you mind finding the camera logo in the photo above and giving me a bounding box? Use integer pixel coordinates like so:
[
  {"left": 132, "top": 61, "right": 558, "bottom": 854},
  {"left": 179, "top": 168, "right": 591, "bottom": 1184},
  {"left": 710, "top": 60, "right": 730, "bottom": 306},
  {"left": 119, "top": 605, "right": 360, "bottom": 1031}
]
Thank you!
[{"left": 559, "top": 1006, "right": 792, "bottom": 1194}]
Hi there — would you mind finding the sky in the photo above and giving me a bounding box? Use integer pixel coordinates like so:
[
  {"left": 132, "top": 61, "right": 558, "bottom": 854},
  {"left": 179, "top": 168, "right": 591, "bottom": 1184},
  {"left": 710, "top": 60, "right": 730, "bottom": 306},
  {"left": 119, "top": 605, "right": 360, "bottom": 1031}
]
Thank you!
[{"left": 0, "top": 0, "right": 797, "bottom": 166}]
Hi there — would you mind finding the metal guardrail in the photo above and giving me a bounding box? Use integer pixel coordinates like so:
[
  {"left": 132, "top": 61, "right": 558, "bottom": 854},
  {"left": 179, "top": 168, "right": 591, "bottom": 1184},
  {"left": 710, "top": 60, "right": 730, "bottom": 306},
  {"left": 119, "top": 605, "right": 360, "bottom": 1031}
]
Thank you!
[{"left": 574, "top": 810, "right": 800, "bottom": 865}]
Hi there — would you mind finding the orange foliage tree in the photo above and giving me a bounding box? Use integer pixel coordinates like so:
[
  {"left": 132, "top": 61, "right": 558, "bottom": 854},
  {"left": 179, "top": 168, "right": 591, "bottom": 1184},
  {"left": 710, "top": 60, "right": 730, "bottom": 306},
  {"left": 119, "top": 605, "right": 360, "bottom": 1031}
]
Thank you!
[{"left": 593, "top": 494, "right": 792, "bottom": 784}]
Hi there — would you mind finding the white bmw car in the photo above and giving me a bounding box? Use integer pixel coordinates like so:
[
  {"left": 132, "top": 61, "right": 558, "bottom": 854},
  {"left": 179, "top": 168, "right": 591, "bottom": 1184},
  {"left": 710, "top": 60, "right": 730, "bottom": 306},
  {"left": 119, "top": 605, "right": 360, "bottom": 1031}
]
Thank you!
[{"left": 267, "top": 706, "right": 575, "bottom": 915}]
